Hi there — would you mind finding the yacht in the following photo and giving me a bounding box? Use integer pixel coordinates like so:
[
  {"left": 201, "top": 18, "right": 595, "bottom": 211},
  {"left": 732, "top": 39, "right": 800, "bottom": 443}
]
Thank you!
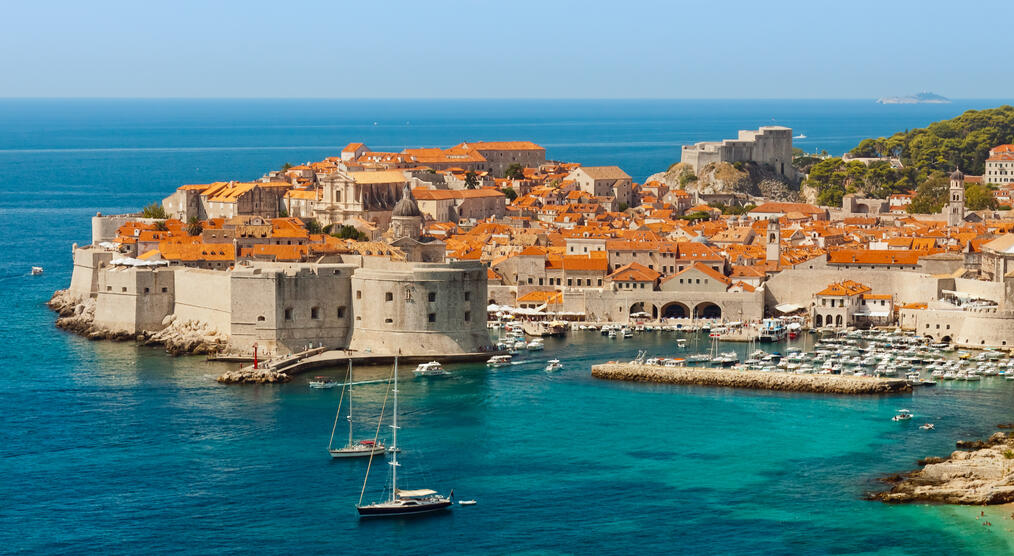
[
  {"left": 758, "top": 318, "right": 787, "bottom": 343},
  {"left": 357, "top": 357, "right": 453, "bottom": 517},
  {"left": 486, "top": 354, "right": 513, "bottom": 367},
  {"left": 544, "top": 359, "right": 563, "bottom": 372},
  {"left": 413, "top": 361, "right": 449, "bottom": 377},
  {"left": 526, "top": 339, "right": 545, "bottom": 351},
  {"left": 329, "top": 362, "right": 387, "bottom": 458}
]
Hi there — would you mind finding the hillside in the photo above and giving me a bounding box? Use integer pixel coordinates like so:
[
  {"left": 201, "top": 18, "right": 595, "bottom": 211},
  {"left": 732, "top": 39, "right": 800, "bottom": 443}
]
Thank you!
[
  {"left": 876, "top": 92, "right": 950, "bottom": 104},
  {"left": 646, "top": 161, "right": 800, "bottom": 202}
]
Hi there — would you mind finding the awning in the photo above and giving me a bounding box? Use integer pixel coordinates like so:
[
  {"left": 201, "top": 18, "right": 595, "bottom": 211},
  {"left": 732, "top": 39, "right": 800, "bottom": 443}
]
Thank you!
[
  {"left": 775, "top": 303, "right": 802, "bottom": 314},
  {"left": 397, "top": 489, "right": 437, "bottom": 497}
]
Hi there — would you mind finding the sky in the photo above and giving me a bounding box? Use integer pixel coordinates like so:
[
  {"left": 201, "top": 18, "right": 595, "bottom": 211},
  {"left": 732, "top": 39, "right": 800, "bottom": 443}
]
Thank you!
[{"left": 2, "top": 0, "right": 1011, "bottom": 99}]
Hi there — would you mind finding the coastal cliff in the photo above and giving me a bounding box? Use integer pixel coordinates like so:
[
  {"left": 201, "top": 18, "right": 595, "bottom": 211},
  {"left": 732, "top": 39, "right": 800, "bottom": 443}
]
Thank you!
[
  {"left": 591, "top": 363, "right": 911, "bottom": 394},
  {"left": 869, "top": 431, "right": 1014, "bottom": 505},
  {"left": 646, "top": 161, "right": 801, "bottom": 202},
  {"left": 49, "top": 289, "right": 225, "bottom": 356}
]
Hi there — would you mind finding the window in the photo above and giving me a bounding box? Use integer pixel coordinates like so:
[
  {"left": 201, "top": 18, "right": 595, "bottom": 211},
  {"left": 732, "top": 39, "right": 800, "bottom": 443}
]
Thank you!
[
  {"left": 428, "top": 292, "right": 436, "bottom": 302},
  {"left": 311, "top": 307, "right": 320, "bottom": 319},
  {"left": 121, "top": 287, "right": 127, "bottom": 292},
  {"left": 106, "top": 286, "right": 112, "bottom": 291},
  {"left": 284, "top": 308, "right": 293, "bottom": 321},
  {"left": 356, "top": 290, "right": 362, "bottom": 299},
  {"left": 257, "top": 316, "right": 265, "bottom": 322},
  {"left": 464, "top": 292, "right": 470, "bottom": 301},
  {"left": 337, "top": 306, "right": 346, "bottom": 318},
  {"left": 428, "top": 313, "right": 436, "bottom": 323},
  {"left": 385, "top": 318, "right": 393, "bottom": 324},
  {"left": 161, "top": 287, "right": 168, "bottom": 293},
  {"left": 385, "top": 292, "right": 393, "bottom": 302},
  {"left": 464, "top": 311, "right": 471, "bottom": 322},
  {"left": 143, "top": 287, "right": 150, "bottom": 294}
]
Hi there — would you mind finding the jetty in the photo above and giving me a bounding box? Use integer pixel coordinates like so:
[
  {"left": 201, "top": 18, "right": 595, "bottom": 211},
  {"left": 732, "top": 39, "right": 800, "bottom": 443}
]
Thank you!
[
  {"left": 217, "top": 348, "right": 498, "bottom": 384},
  {"left": 591, "top": 363, "right": 911, "bottom": 394}
]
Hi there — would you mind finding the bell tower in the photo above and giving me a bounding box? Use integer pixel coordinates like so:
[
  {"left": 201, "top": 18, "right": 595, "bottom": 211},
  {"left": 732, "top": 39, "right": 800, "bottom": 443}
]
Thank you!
[
  {"left": 947, "top": 169, "right": 965, "bottom": 227},
  {"left": 766, "top": 217, "right": 780, "bottom": 263}
]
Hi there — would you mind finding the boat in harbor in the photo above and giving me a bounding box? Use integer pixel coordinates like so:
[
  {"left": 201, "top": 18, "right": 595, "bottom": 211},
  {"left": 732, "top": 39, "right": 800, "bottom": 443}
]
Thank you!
[
  {"left": 31, "top": 266, "right": 44, "bottom": 275},
  {"left": 892, "top": 409, "right": 913, "bottom": 422},
  {"left": 758, "top": 318, "right": 787, "bottom": 343},
  {"left": 526, "top": 338, "right": 545, "bottom": 351},
  {"left": 545, "top": 359, "right": 563, "bottom": 371},
  {"left": 487, "top": 354, "right": 512, "bottom": 367},
  {"left": 357, "top": 357, "right": 453, "bottom": 518},
  {"left": 413, "top": 361, "right": 449, "bottom": 377},
  {"left": 329, "top": 362, "right": 387, "bottom": 459},
  {"left": 309, "top": 376, "right": 339, "bottom": 389}
]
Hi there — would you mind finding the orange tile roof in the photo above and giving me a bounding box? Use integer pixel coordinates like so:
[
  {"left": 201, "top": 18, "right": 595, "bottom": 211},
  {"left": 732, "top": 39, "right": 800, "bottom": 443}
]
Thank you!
[
  {"left": 662, "top": 262, "right": 731, "bottom": 285},
  {"left": 815, "top": 280, "right": 871, "bottom": 296},
  {"left": 607, "top": 262, "right": 660, "bottom": 282}
]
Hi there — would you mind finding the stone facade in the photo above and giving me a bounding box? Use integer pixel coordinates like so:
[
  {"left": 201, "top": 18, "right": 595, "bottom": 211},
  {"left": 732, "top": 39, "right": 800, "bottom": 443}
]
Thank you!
[{"left": 681, "top": 126, "right": 798, "bottom": 181}]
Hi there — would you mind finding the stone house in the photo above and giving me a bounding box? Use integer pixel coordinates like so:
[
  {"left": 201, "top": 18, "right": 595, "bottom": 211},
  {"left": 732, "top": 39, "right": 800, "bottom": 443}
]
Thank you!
[{"left": 568, "top": 166, "right": 633, "bottom": 208}]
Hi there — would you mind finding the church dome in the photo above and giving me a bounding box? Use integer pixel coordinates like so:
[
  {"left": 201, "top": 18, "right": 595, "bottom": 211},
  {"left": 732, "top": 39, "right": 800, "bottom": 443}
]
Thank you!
[
  {"left": 950, "top": 168, "right": 964, "bottom": 180},
  {"left": 392, "top": 184, "right": 422, "bottom": 218}
]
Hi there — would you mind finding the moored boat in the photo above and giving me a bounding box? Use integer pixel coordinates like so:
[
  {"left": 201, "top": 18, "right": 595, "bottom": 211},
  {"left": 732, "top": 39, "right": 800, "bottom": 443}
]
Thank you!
[{"left": 413, "top": 361, "right": 449, "bottom": 377}]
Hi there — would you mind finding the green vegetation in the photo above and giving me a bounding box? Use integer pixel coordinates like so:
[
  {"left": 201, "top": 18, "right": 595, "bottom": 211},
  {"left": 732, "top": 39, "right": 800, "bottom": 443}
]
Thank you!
[
  {"left": 331, "top": 224, "right": 368, "bottom": 241},
  {"left": 805, "top": 158, "right": 915, "bottom": 207},
  {"left": 464, "top": 171, "right": 479, "bottom": 189},
  {"left": 142, "top": 203, "right": 168, "bottom": 219},
  {"left": 278, "top": 208, "right": 289, "bottom": 218},
  {"left": 850, "top": 105, "right": 1014, "bottom": 176},
  {"left": 966, "top": 183, "right": 998, "bottom": 211},
  {"left": 281, "top": 162, "right": 293, "bottom": 170},
  {"left": 618, "top": 202, "right": 629, "bottom": 212},
  {"left": 186, "top": 216, "right": 203, "bottom": 237},
  {"left": 502, "top": 187, "right": 518, "bottom": 201},
  {"left": 303, "top": 218, "right": 323, "bottom": 234},
  {"left": 679, "top": 172, "right": 698, "bottom": 187},
  {"left": 712, "top": 202, "right": 756, "bottom": 215},
  {"left": 153, "top": 220, "right": 169, "bottom": 232},
  {"left": 680, "top": 210, "right": 712, "bottom": 222},
  {"left": 504, "top": 164, "right": 525, "bottom": 180}
]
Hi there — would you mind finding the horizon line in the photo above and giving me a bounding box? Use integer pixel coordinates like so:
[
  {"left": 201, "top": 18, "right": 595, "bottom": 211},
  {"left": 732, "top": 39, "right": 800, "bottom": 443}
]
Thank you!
[{"left": 1, "top": 96, "right": 1013, "bottom": 102}]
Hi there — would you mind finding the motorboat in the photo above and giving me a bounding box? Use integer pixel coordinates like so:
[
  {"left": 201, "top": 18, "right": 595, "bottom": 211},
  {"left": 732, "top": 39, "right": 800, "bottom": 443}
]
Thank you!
[
  {"left": 621, "top": 328, "right": 634, "bottom": 338},
  {"left": 526, "top": 339, "right": 545, "bottom": 351},
  {"left": 413, "top": 361, "right": 449, "bottom": 377},
  {"left": 486, "top": 355, "right": 513, "bottom": 367},
  {"left": 309, "top": 376, "right": 339, "bottom": 389},
  {"left": 758, "top": 318, "right": 787, "bottom": 343},
  {"left": 31, "top": 266, "right": 43, "bottom": 275},
  {"left": 544, "top": 359, "right": 563, "bottom": 372},
  {"left": 892, "top": 409, "right": 913, "bottom": 422},
  {"left": 458, "top": 500, "right": 477, "bottom": 506},
  {"left": 919, "top": 423, "right": 935, "bottom": 430}
]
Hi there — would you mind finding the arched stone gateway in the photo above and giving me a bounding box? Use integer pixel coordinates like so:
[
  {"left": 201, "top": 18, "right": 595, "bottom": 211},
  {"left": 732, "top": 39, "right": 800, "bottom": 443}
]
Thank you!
[
  {"left": 661, "top": 302, "right": 690, "bottom": 319},
  {"left": 815, "top": 314, "right": 823, "bottom": 327},
  {"left": 835, "top": 315, "right": 843, "bottom": 327},
  {"left": 629, "top": 302, "right": 647, "bottom": 317},
  {"left": 941, "top": 335, "right": 952, "bottom": 343},
  {"left": 694, "top": 302, "right": 722, "bottom": 319}
]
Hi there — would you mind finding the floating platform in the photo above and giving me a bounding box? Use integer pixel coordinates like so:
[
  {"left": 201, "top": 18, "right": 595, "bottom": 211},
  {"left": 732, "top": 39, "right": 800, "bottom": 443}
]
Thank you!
[{"left": 591, "top": 363, "right": 912, "bottom": 395}]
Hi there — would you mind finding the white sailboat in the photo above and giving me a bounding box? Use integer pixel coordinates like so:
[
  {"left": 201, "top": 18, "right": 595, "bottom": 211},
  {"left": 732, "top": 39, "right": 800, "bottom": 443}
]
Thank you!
[
  {"left": 329, "top": 361, "right": 387, "bottom": 459},
  {"left": 357, "top": 356, "right": 453, "bottom": 517}
]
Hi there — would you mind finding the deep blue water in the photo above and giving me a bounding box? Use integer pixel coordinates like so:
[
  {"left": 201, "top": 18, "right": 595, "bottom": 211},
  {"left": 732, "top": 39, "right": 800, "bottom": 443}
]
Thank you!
[{"left": 4, "top": 99, "right": 1014, "bottom": 554}]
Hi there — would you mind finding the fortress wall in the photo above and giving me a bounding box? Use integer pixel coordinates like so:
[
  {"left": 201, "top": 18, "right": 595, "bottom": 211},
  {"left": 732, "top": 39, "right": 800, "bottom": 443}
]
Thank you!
[
  {"left": 229, "top": 264, "right": 355, "bottom": 355},
  {"left": 173, "top": 269, "right": 232, "bottom": 333},
  {"left": 93, "top": 267, "right": 174, "bottom": 333},
  {"left": 764, "top": 269, "right": 943, "bottom": 308},
  {"left": 347, "top": 262, "right": 490, "bottom": 355},
  {"left": 570, "top": 288, "right": 764, "bottom": 322},
  {"left": 903, "top": 308, "right": 1014, "bottom": 348},
  {"left": 91, "top": 215, "right": 161, "bottom": 245},
  {"left": 952, "top": 277, "right": 1007, "bottom": 304},
  {"left": 69, "top": 246, "right": 114, "bottom": 299}
]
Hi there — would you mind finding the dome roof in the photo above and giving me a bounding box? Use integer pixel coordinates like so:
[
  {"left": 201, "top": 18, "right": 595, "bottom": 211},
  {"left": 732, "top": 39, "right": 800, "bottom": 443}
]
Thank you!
[
  {"left": 392, "top": 184, "right": 422, "bottom": 218},
  {"left": 951, "top": 168, "right": 964, "bottom": 180},
  {"left": 691, "top": 234, "right": 710, "bottom": 244}
]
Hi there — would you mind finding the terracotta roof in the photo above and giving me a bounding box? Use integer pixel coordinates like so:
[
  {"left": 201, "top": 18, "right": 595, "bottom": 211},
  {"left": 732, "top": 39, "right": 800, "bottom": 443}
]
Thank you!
[
  {"left": 815, "top": 280, "right": 871, "bottom": 297},
  {"left": 350, "top": 170, "right": 408, "bottom": 184},
  {"left": 827, "top": 249, "right": 928, "bottom": 266},
  {"left": 661, "top": 262, "right": 731, "bottom": 286},
  {"left": 607, "top": 261, "right": 660, "bottom": 282},
  {"left": 574, "top": 166, "right": 631, "bottom": 180},
  {"left": 750, "top": 202, "right": 825, "bottom": 215}
]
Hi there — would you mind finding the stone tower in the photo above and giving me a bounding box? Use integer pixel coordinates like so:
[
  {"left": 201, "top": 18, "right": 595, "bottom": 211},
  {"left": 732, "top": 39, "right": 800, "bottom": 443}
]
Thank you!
[
  {"left": 766, "top": 217, "right": 780, "bottom": 263},
  {"left": 389, "top": 183, "right": 423, "bottom": 240},
  {"left": 947, "top": 169, "right": 965, "bottom": 227}
]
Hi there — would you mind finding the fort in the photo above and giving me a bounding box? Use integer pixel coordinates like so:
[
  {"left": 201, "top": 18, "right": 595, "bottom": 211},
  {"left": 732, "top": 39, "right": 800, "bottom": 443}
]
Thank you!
[{"left": 680, "top": 126, "right": 798, "bottom": 181}]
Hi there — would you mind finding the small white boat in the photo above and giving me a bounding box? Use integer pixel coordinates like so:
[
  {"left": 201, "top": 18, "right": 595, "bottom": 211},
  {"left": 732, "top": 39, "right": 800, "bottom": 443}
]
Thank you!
[
  {"left": 309, "top": 376, "right": 339, "bottom": 389},
  {"left": 544, "top": 359, "right": 563, "bottom": 371},
  {"left": 413, "top": 361, "right": 449, "bottom": 377},
  {"left": 526, "top": 339, "right": 545, "bottom": 351},
  {"left": 487, "top": 355, "right": 513, "bottom": 367},
  {"left": 31, "top": 266, "right": 44, "bottom": 275},
  {"left": 919, "top": 423, "right": 935, "bottom": 430},
  {"left": 459, "top": 500, "right": 477, "bottom": 506},
  {"left": 892, "top": 409, "right": 913, "bottom": 422}
]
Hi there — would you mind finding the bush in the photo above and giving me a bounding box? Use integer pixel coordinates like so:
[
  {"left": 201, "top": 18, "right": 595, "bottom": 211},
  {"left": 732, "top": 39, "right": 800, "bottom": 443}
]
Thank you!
[
  {"left": 332, "top": 225, "right": 368, "bottom": 241},
  {"left": 142, "top": 203, "right": 168, "bottom": 219}
]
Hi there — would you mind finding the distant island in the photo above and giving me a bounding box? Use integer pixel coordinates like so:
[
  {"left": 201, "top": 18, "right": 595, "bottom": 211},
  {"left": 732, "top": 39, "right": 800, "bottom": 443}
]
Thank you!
[{"left": 876, "top": 92, "right": 950, "bottom": 104}]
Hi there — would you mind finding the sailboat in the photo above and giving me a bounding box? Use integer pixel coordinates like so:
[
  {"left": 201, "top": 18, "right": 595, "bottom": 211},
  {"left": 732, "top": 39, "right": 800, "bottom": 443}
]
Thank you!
[
  {"left": 357, "top": 356, "right": 453, "bottom": 517},
  {"left": 329, "top": 361, "right": 387, "bottom": 459}
]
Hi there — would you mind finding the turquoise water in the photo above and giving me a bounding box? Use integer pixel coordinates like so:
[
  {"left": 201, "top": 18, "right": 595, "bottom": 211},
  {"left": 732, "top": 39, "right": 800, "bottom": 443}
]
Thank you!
[{"left": 4, "top": 99, "right": 1014, "bottom": 554}]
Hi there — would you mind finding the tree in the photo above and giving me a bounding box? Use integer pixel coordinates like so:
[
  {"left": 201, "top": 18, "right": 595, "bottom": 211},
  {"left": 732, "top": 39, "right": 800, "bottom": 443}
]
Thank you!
[
  {"left": 679, "top": 172, "right": 698, "bottom": 187},
  {"left": 278, "top": 208, "right": 289, "bottom": 218},
  {"left": 502, "top": 187, "right": 518, "bottom": 202},
  {"left": 303, "top": 218, "right": 323, "bottom": 234},
  {"left": 282, "top": 162, "right": 293, "bottom": 170},
  {"left": 464, "top": 171, "right": 479, "bottom": 189},
  {"left": 142, "top": 202, "right": 168, "bottom": 219},
  {"left": 332, "top": 224, "right": 368, "bottom": 241},
  {"left": 907, "top": 173, "right": 949, "bottom": 214},
  {"left": 680, "top": 210, "right": 712, "bottom": 222},
  {"left": 504, "top": 164, "right": 525, "bottom": 180},
  {"left": 965, "top": 183, "right": 998, "bottom": 211},
  {"left": 618, "top": 202, "right": 629, "bottom": 212},
  {"left": 186, "top": 216, "right": 203, "bottom": 236},
  {"left": 153, "top": 220, "right": 169, "bottom": 232}
]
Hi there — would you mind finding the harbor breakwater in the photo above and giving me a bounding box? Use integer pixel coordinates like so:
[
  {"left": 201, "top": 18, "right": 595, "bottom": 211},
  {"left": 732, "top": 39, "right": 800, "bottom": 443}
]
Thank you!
[{"left": 591, "top": 363, "right": 912, "bottom": 394}]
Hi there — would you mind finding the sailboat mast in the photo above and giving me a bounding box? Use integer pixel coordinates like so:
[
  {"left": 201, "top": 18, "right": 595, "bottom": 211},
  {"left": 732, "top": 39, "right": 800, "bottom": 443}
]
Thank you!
[
  {"left": 389, "top": 356, "right": 399, "bottom": 501},
  {"left": 347, "top": 360, "right": 354, "bottom": 447}
]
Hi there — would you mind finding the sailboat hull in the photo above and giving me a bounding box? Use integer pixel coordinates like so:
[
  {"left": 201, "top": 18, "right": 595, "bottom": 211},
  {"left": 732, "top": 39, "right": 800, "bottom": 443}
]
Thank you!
[
  {"left": 329, "top": 446, "right": 387, "bottom": 459},
  {"left": 357, "top": 498, "right": 452, "bottom": 517}
]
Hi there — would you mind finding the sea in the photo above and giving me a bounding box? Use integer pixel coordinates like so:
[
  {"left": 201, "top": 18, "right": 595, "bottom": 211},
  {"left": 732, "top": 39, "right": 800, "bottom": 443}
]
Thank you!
[{"left": 3, "top": 98, "right": 1014, "bottom": 555}]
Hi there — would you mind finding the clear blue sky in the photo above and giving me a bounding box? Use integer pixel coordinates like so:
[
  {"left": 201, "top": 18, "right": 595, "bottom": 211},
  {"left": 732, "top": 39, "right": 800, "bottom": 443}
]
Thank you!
[{"left": 3, "top": 0, "right": 1010, "bottom": 99}]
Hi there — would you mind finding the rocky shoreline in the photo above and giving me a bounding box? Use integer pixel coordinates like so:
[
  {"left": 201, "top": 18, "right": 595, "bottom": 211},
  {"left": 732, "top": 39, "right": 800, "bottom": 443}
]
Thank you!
[
  {"left": 48, "top": 289, "right": 227, "bottom": 356},
  {"left": 216, "top": 367, "right": 291, "bottom": 385},
  {"left": 591, "top": 363, "right": 912, "bottom": 394},
  {"left": 868, "top": 430, "right": 1014, "bottom": 505}
]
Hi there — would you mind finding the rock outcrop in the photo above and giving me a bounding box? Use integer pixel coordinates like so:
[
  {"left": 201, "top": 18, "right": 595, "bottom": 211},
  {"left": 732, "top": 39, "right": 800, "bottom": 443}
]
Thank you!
[
  {"left": 216, "top": 366, "right": 291, "bottom": 385},
  {"left": 869, "top": 431, "right": 1014, "bottom": 505},
  {"left": 49, "top": 289, "right": 225, "bottom": 356},
  {"left": 646, "top": 161, "right": 801, "bottom": 202},
  {"left": 591, "top": 363, "right": 911, "bottom": 394}
]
